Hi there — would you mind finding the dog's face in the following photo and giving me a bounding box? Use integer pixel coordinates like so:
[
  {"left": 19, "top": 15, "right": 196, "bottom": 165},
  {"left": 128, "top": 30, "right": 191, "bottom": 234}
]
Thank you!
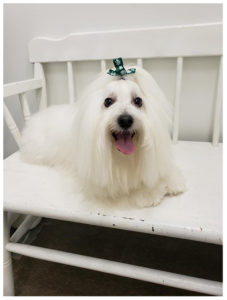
[
  {"left": 74, "top": 67, "right": 171, "bottom": 189},
  {"left": 101, "top": 78, "right": 147, "bottom": 155}
]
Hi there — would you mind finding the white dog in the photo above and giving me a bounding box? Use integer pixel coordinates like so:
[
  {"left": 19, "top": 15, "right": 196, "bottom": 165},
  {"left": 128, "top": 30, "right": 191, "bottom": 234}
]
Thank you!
[{"left": 20, "top": 62, "right": 185, "bottom": 207}]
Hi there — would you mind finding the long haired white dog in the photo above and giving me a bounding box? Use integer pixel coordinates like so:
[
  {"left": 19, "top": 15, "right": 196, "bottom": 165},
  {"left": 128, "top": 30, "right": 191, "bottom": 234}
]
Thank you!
[{"left": 20, "top": 60, "right": 185, "bottom": 207}]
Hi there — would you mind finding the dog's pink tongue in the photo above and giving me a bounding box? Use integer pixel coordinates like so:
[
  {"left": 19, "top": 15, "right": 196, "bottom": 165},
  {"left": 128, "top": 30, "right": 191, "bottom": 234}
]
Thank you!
[{"left": 116, "top": 132, "right": 135, "bottom": 155}]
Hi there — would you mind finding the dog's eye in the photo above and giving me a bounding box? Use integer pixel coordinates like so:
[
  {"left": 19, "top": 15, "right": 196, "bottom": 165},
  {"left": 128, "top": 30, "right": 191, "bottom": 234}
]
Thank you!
[
  {"left": 104, "top": 98, "right": 114, "bottom": 108},
  {"left": 133, "top": 97, "right": 143, "bottom": 108}
]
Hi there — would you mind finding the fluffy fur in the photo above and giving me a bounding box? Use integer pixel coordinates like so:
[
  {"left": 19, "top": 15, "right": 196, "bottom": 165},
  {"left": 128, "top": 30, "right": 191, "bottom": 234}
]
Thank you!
[{"left": 20, "top": 66, "right": 186, "bottom": 207}]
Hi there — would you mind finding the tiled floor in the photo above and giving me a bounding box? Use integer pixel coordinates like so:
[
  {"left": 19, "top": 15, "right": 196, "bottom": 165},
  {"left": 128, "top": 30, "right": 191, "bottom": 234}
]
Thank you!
[{"left": 12, "top": 218, "right": 222, "bottom": 296}]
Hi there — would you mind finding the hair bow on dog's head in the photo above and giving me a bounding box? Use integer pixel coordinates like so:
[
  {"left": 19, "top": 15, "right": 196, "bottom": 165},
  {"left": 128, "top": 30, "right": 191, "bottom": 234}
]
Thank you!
[{"left": 107, "top": 58, "right": 136, "bottom": 78}]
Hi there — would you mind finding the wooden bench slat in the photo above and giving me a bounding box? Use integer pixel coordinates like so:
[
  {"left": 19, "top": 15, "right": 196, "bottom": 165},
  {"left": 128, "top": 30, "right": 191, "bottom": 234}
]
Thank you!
[{"left": 4, "top": 79, "right": 43, "bottom": 98}]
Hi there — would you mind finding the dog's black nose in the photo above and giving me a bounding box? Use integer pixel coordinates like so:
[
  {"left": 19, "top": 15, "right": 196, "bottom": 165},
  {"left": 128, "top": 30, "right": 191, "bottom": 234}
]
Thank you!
[{"left": 118, "top": 114, "right": 134, "bottom": 129}]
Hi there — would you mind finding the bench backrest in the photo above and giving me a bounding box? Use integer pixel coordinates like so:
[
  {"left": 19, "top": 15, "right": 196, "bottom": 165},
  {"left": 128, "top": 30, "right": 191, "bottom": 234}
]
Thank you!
[{"left": 4, "top": 23, "right": 223, "bottom": 148}]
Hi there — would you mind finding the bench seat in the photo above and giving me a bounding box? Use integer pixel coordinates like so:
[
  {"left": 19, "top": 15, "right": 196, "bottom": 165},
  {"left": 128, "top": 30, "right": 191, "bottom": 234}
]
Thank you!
[{"left": 4, "top": 141, "right": 222, "bottom": 245}]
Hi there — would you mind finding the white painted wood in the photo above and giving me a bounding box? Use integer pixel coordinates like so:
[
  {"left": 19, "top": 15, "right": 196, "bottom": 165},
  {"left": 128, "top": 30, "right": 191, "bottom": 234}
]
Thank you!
[
  {"left": 137, "top": 58, "right": 143, "bottom": 67},
  {"left": 67, "top": 61, "right": 75, "bottom": 103},
  {"left": 4, "top": 79, "right": 42, "bottom": 98},
  {"left": 6, "top": 242, "right": 222, "bottom": 295},
  {"left": 3, "top": 212, "right": 15, "bottom": 296},
  {"left": 18, "top": 93, "right": 31, "bottom": 122},
  {"left": 101, "top": 59, "right": 107, "bottom": 71},
  {"left": 34, "top": 62, "right": 47, "bottom": 110},
  {"left": 29, "top": 23, "right": 222, "bottom": 63},
  {"left": 10, "top": 215, "right": 42, "bottom": 243},
  {"left": 8, "top": 213, "right": 21, "bottom": 228},
  {"left": 173, "top": 57, "right": 183, "bottom": 143},
  {"left": 3, "top": 103, "right": 21, "bottom": 147},
  {"left": 3, "top": 24, "right": 223, "bottom": 295},
  {"left": 4, "top": 141, "right": 222, "bottom": 244},
  {"left": 212, "top": 56, "right": 222, "bottom": 146}
]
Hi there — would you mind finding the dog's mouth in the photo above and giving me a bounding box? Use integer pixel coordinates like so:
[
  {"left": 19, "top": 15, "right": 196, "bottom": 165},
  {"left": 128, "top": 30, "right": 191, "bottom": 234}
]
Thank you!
[{"left": 111, "top": 130, "right": 136, "bottom": 155}]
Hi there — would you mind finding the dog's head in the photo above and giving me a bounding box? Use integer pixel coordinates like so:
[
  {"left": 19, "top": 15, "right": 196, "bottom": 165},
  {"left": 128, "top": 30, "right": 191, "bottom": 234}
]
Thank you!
[
  {"left": 101, "top": 78, "right": 145, "bottom": 155},
  {"left": 73, "top": 66, "right": 172, "bottom": 189}
]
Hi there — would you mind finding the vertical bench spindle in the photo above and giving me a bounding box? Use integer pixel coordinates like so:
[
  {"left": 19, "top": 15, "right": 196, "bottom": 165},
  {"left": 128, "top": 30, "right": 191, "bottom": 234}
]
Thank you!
[
  {"left": 67, "top": 61, "right": 75, "bottom": 104},
  {"left": 3, "top": 103, "right": 21, "bottom": 147},
  {"left": 137, "top": 58, "right": 143, "bottom": 68},
  {"left": 34, "top": 62, "right": 47, "bottom": 110},
  {"left": 212, "top": 56, "right": 222, "bottom": 146},
  {"left": 173, "top": 57, "right": 183, "bottom": 144},
  {"left": 3, "top": 212, "right": 15, "bottom": 296},
  {"left": 19, "top": 92, "right": 31, "bottom": 122},
  {"left": 101, "top": 60, "right": 107, "bottom": 72}
]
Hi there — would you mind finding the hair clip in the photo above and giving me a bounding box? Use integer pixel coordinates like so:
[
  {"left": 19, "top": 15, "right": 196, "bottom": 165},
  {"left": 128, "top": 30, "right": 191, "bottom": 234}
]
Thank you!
[{"left": 107, "top": 58, "right": 136, "bottom": 77}]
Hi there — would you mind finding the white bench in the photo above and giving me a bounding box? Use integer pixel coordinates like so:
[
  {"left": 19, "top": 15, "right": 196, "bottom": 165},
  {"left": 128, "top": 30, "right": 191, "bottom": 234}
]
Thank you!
[{"left": 4, "top": 23, "right": 222, "bottom": 296}]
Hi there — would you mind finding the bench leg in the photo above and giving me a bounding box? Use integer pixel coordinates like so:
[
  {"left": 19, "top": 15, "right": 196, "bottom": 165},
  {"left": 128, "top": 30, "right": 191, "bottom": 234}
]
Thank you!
[
  {"left": 10, "top": 215, "right": 42, "bottom": 243},
  {"left": 4, "top": 212, "right": 15, "bottom": 296}
]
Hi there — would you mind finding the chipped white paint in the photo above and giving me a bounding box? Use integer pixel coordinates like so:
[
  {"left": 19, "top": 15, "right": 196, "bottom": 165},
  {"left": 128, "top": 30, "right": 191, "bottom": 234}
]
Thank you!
[{"left": 4, "top": 142, "right": 222, "bottom": 245}]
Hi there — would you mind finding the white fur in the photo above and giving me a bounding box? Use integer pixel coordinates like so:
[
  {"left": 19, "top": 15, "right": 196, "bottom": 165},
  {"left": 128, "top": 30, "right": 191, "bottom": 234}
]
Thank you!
[{"left": 20, "top": 66, "right": 186, "bottom": 207}]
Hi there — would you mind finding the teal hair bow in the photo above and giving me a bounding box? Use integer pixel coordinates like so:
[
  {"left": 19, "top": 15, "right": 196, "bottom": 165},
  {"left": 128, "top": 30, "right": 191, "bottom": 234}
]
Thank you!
[{"left": 107, "top": 58, "right": 136, "bottom": 77}]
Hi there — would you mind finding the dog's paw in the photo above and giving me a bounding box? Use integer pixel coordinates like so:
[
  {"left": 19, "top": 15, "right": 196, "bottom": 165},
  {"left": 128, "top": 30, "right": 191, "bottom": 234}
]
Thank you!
[
  {"left": 135, "top": 182, "right": 167, "bottom": 208},
  {"left": 136, "top": 197, "right": 157, "bottom": 208},
  {"left": 166, "top": 170, "right": 186, "bottom": 196},
  {"left": 137, "top": 196, "right": 163, "bottom": 208}
]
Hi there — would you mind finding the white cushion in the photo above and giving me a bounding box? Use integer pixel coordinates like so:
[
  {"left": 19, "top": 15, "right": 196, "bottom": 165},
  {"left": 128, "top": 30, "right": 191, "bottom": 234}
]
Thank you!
[{"left": 4, "top": 141, "right": 222, "bottom": 244}]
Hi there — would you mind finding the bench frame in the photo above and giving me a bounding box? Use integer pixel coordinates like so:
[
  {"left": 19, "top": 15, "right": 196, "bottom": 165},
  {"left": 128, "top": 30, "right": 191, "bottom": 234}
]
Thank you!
[{"left": 3, "top": 23, "right": 223, "bottom": 296}]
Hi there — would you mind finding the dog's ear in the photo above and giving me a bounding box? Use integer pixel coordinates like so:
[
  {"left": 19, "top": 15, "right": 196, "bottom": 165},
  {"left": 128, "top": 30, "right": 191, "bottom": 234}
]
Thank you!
[{"left": 133, "top": 66, "right": 172, "bottom": 128}]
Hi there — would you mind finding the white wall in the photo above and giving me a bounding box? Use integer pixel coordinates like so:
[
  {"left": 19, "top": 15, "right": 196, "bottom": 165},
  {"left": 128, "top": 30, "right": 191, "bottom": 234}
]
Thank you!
[{"left": 4, "top": 3, "right": 222, "bottom": 158}]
